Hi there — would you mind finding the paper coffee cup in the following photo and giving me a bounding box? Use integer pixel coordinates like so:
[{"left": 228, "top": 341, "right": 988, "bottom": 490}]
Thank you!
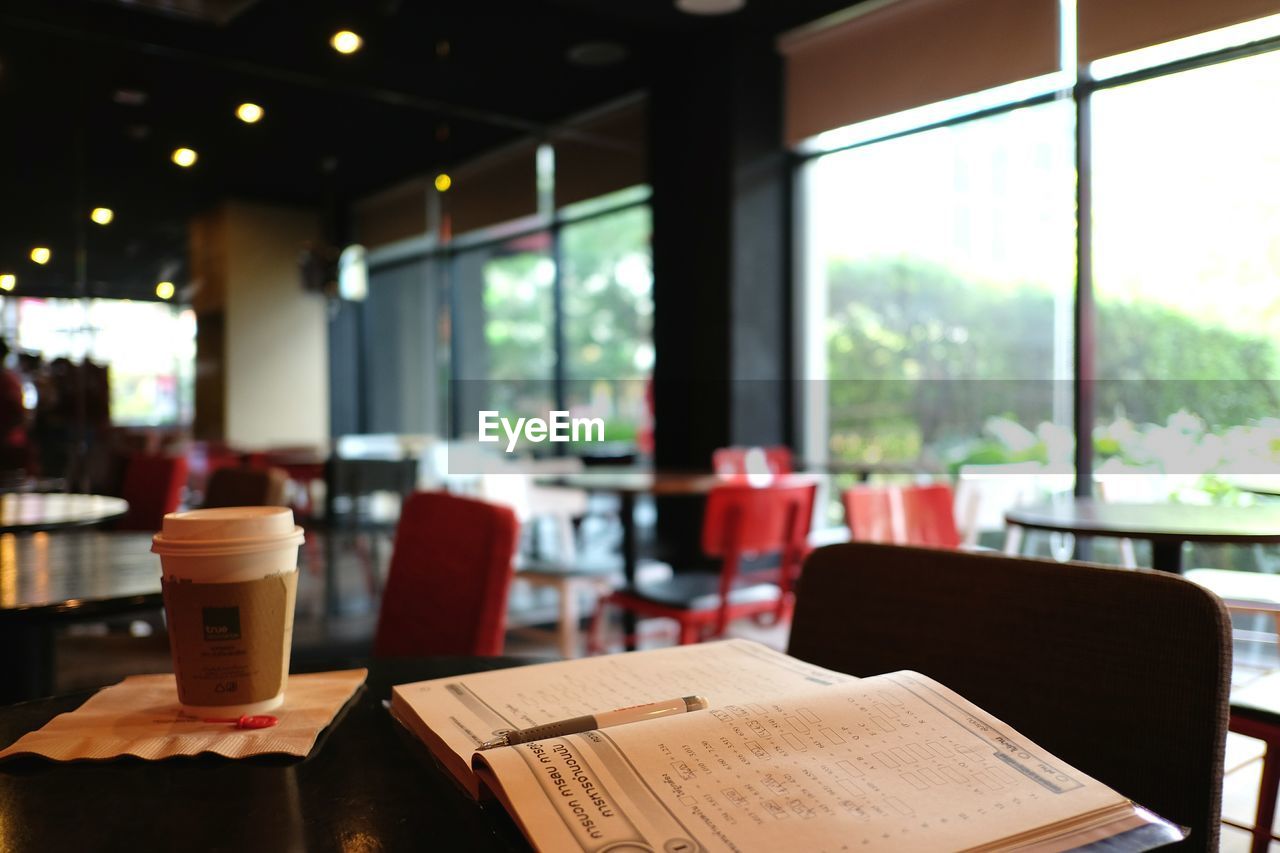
[{"left": 152, "top": 506, "right": 305, "bottom": 716}]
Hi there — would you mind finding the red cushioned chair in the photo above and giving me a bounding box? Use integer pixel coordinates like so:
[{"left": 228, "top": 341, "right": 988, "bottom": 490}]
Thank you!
[
  {"left": 590, "top": 480, "right": 816, "bottom": 649},
  {"left": 374, "top": 491, "right": 520, "bottom": 657},
  {"left": 842, "top": 483, "right": 962, "bottom": 549},
  {"left": 116, "top": 453, "right": 188, "bottom": 531},
  {"left": 711, "top": 445, "right": 794, "bottom": 478}
]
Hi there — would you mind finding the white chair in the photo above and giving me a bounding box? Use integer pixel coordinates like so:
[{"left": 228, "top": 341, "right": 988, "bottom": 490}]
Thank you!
[{"left": 954, "top": 462, "right": 1073, "bottom": 556}]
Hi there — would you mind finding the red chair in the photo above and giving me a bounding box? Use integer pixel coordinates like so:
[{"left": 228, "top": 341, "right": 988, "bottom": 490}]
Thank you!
[
  {"left": 712, "top": 445, "right": 794, "bottom": 478},
  {"left": 591, "top": 481, "right": 816, "bottom": 648},
  {"left": 116, "top": 453, "right": 188, "bottom": 531},
  {"left": 373, "top": 491, "right": 520, "bottom": 657},
  {"left": 842, "top": 483, "right": 961, "bottom": 549}
]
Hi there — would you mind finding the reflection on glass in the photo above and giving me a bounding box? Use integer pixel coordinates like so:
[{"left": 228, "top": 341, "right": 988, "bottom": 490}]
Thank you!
[{"left": 1092, "top": 50, "right": 1280, "bottom": 489}]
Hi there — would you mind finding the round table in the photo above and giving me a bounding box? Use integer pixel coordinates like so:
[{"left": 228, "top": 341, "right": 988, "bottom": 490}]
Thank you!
[
  {"left": 0, "top": 657, "right": 532, "bottom": 852},
  {"left": 0, "top": 531, "right": 159, "bottom": 703},
  {"left": 1005, "top": 498, "right": 1280, "bottom": 573},
  {"left": 0, "top": 492, "right": 128, "bottom": 534}
]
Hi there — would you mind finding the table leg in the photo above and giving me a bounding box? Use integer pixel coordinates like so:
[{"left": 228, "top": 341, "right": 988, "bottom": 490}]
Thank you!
[
  {"left": 620, "top": 492, "right": 637, "bottom": 651},
  {"left": 557, "top": 578, "right": 579, "bottom": 660},
  {"left": 0, "top": 619, "right": 55, "bottom": 703},
  {"left": 1151, "top": 539, "right": 1185, "bottom": 573}
]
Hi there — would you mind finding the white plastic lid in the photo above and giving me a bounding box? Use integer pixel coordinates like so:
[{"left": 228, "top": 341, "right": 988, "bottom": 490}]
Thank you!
[{"left": 152, "top": 506, "right": 304, "bottom": 556}]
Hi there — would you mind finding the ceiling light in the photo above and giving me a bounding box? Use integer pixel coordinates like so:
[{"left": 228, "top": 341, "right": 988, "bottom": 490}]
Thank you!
[
  {"left": 156, "top": 281, "right": 175, "bottom": 300},
  {"left": 0, "top": 274, "right": 14, "bottom": 292},
  {"left": 171, "top": 147, "right": 198, "bottom": 167},
  {"left": 113, "top": 89, "right": 148, "bottom": 106},
  {"left": 434, "top": 173, "right": 452, "bottom": 192},
  {"left": 330, "top": 30, "right": 362, "bottom": 54},
  {"left": 566, "top": 41, "right": 629, "bottom": 67},
  {"left": 90, "top": 207, "right": 114, "bottom": 225},
  {"left": 29, "top": 247, "right": 50, "bottom": 265},
  {"left": 675, "top": 0, "right": 745, "bottom": 14},
  {"left": 236, "top": 102, "right": 264, "bottom": 124}
]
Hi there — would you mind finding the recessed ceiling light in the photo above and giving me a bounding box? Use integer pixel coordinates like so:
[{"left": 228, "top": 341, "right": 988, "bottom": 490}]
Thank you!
[
  {"left": 675, "top": 0, "right": 745, "bottom": 14},
  {"left": 91, "top": 207, "right": 114, "bottom": 225},
  {"left": 0, "top": 274, "right": 15, "bottom": 292},
  {"left": 330, "top": 30, "right": 363, "bottom": 54},
  {"left": 113, "top": 89, "right": 148, "bottom": 106},
  {"left": 29, "top": 247, "right": 50, "bottom": 265},
  {"left": 171, "top": 147, "right": 198, "bottom": 167},
  {"left": 566, "top": 41, "right": 629, "bottom": 67},
  {"left": 236, "top": 102, "right": 264, "bottom": 123},
  {"left": 434, "top": 173, "right": 452, "bottom": 192},
  {"left": 156, "top": 281, "right": 175, "bottom": 300}
]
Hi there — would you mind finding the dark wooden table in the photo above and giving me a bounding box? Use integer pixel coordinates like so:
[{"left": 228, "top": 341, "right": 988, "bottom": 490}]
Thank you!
[
  {"left": 538, "top": 467, "right": 723, "bottom": 589},
  {"left": 0, "top": 532, "right": 160, "bottom": 703},
  {"left": 0, "top": 493, "right": 128, "bottom": 534},
  {"left": 1005, "top": 499, "right": 1280, "bottom": 573},
  {"left": 0, "top": 657, "right": 532, "bottom": 852}
]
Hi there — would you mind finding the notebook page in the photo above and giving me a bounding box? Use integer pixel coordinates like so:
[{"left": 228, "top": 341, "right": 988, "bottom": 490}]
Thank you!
[
  {"left": 393, "top": 640, "right": 853, "bottom": 771},
  {"left": 474, "top": 671, "right": 1129, "bottom": 853}
]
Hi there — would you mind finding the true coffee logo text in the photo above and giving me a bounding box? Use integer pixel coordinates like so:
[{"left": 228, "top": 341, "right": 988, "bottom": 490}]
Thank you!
[{"left": 202, "top": 606, "right": 242, "bottom": 642}]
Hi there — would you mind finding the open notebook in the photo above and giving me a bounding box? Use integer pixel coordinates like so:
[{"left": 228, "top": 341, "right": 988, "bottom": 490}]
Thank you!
[{"left": 390, "top": 640, "right": 1181, "bottom": 852}]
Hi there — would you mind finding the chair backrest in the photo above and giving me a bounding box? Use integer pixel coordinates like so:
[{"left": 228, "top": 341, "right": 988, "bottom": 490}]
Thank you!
[
  {"left": 701, "top": 480, "right": 817, "bottom": 636},
  {"left": 374, "top": 490, "right": 520, "bottom": 657},
  {"left": 842, "top": 483, "right": 962, "bottom": 548},
  {"left": 701, "top": 481, "right": 816, "bottom": 560},
  {"left": 202, "top": 466, "right": 288, "bottom": 509},
  {"left": 117, "top": 453, "right": 188, "bottom": 531},
  {"left": 711, "top": 445, "right": 794, "bottom": 478},
  {"left": 789, "top": 543, "right": 1231, "bottom": 853}
]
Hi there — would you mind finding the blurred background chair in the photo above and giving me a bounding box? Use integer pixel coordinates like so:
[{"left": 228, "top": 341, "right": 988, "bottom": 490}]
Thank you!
[
  {"left": 201, "top": 465, "right": 288, "bottom": 509},
  {"left": 591, "top": 480, "right": 815, "bottom": 649},
  {"left": 373, "top": 491, "right": 519, "bottom": 657},
  {"left": 842, "top": 482, "right": 962, "bottom": 548},
  {"left": 114, "top": 452, "right": 188, "bottom": 531},
  {"left": 712, "top": 445, "right": 794, "bottom": 478},
  {"left": 789, "top": 542, "right": 1232, "bottom": 853}
]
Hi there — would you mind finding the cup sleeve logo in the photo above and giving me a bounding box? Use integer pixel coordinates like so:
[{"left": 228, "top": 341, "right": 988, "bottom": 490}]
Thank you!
[{"left": 202, "top": 606, "right": 242, "bottom": 641}]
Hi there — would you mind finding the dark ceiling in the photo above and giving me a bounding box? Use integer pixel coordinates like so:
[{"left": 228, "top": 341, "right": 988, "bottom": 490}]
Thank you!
[{"left": 0, "top": 0, "right": 855, "bottom": 300}]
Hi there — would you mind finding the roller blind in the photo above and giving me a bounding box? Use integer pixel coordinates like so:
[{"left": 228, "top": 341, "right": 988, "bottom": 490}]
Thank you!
[
  {"left": 1079, "top": 0, "right": 1280, "bottom": 63},
  {"left": 553, "top": 102, "right": 648, "bottom": 208},
  {"left": 446, "top": 142, "right": 539, "bottom": 236},
  {"left": 780, "top": 0, "right": 1060, "bottom": 146}
]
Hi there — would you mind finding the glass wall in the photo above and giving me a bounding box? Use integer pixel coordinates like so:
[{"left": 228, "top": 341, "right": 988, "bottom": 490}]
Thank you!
[
  {"left": 1091, "top": 50, "right": 1280, "bottom": 496},
  {"left": 561, "top": 204, "right": 653, "bottom": 446},
  {"left": 799, "top": 10, "right": 1280, "bottom": 547},
  {"left": 806, "top": 100, "right": 1075, "bottom": 473},
  {"left": 1, "top": 296, "right": 195, "bottom": 427},
  {"left": 362, "top": 193, "right": 653, "bottom": 455}
]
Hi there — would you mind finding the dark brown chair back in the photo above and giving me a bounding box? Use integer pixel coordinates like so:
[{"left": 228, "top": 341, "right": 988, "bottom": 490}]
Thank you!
[
  {"left": 788, "top": 543, "right": 1230, "bottom": 853},
  {"left": 202, "top": 466, "right": 288, "bottom": 509}
]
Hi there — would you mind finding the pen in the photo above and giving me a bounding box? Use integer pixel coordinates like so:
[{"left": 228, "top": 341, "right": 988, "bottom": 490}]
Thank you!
[{"left": 479, "top": 695, "right": 710, "bottom": 749}]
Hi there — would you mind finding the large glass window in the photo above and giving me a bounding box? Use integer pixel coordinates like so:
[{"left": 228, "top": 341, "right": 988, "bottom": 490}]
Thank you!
[
  {"left": 804, "top": 99, "right": 1075, "bottom": 474},
  {"left": 1091, "top": 50, "right": 1280, "bottom": 493},
  {"left": 452, "top": 232, "right": 556, "bottom": 448},
  {"left": 2, "top": 296, "right": 194, "bottom": 427},
  {"left": 561, "top": 205, "right": 653, "bottom": 447}
]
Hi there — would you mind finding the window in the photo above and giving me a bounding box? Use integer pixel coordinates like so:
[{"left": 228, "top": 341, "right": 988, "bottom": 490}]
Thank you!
[
  {"left": 561, "top": 204, "right": 654, "bottom": 446},
  {"left": 804, "top": 100, "right": 1075, "bottom": 474},
  {"left": 3, "top": 297, "right": 194, "bottom": 427},
  {"left": 1091, "top": 50, "right": 1280, "bottom": 491}
]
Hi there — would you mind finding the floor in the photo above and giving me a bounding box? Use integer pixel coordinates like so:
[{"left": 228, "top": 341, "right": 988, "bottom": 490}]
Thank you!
[{"left": 50, "top": 527, "right": 1280, "bottom": 849}]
